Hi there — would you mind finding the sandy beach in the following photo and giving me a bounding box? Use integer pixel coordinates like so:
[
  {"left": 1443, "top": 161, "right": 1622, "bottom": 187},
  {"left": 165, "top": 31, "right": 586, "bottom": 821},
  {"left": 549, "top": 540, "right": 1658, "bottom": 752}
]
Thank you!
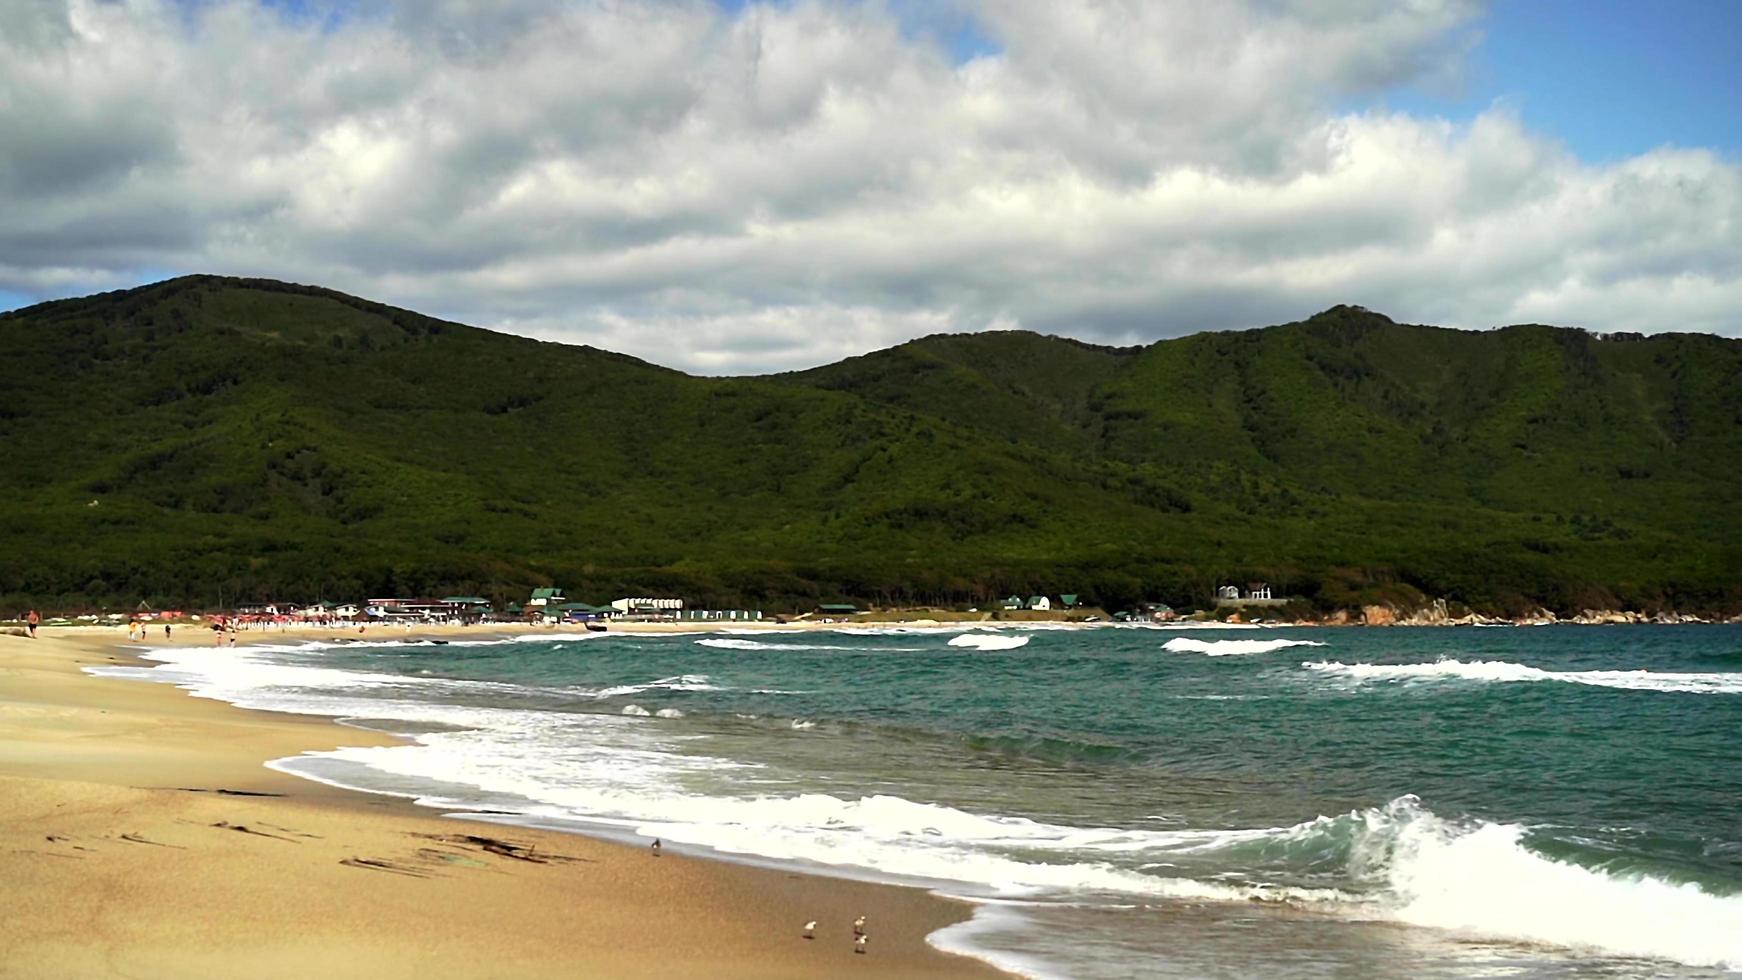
[{"left": 0, "top": 629, "right": 1005, "bottom": 979}]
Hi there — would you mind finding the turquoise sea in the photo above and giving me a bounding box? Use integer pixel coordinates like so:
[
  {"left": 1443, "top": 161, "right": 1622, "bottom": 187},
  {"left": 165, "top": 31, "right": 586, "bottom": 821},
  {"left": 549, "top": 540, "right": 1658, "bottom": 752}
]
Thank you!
[{"left": 106, "top": 624, "right": 1742, "bottom": 977}]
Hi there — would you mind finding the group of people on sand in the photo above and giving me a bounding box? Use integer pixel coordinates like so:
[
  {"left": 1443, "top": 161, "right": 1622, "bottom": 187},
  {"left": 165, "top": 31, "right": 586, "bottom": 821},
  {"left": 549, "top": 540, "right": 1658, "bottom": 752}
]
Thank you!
[{"left": 126, "top": 619, "right": 173, "bottom": 642}]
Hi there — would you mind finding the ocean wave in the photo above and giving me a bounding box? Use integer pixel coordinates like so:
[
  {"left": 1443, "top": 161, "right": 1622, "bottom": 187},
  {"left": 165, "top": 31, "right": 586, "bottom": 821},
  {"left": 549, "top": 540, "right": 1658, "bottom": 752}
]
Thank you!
[
  {"left": 1285, "top": 796, "right": 1742, "bottom": 968},
  {"left": 1046, "top": 795, "right": 1742, "bottom": 968},
  {"left": 694, "top": 637, "right": 902, "bottom": 652},
  {"left": 592, "top": 674, "right": 720, "bottom": 698},
  {"left": 948, "top": 633, "right": 1032, "bottom": 651},
  {"left": 1163, "top": 637, "right": 1324, "bottom": 656},
  {"left": 108, "top": 633, "right": 1742, "bottom": 971},
  {"left": 1302, "top": 659, "right": 1742, "bottom": 695}
]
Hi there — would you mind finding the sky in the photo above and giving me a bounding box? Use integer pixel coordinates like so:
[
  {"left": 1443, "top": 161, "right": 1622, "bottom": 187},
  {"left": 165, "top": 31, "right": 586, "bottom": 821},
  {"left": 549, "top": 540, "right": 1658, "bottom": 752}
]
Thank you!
[{"left": 1, "top": 0, "right": 1738, "bottom": 374}]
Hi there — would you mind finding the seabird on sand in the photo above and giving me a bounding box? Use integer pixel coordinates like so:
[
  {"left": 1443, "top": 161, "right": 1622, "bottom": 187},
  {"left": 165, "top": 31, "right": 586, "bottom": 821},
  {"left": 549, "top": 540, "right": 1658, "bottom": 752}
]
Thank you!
[
  {"left": 802, "top": 921, "right": 816, "bottom": 939},
  {"left": 853, "top": 915, "right": 866, "bottom": 937},
  {"left": 650, "top": 838, "right": 662, "bottom": 856},
  {"left": 854, "top": 934, "right": 868, "bottom": 954}
]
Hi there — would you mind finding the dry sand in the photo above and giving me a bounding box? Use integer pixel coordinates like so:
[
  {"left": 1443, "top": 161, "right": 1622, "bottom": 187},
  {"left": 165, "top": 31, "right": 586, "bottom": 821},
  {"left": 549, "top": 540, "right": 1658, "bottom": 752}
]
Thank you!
[{"left": 0, "top": 631, "right": 1006, "bottom": 979}]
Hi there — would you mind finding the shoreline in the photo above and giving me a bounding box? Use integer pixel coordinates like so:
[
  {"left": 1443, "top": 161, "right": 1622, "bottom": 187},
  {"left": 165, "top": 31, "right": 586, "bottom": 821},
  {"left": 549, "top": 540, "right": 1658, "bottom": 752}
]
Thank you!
[{"left": 0, "top": 631, "right": 1008, "bottom": 978}]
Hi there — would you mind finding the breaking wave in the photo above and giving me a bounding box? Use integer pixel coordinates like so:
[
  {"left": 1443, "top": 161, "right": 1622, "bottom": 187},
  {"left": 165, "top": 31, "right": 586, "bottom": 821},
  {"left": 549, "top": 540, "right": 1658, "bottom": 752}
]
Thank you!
[
  {"left": 1163, "top": 637, "right": 1325, "bottom": 656},
  {"left": 694, "top": 637, "right": 905, "bottom": 652},
  {"left": 592, "top": 674, "right": 720, "bottom": 698},
  {"left": 948, "top": 633, "right": 1032, "bottom": 651},
  {"left": 1303, "top": 659, "right": 1742, "bottom": 695}
]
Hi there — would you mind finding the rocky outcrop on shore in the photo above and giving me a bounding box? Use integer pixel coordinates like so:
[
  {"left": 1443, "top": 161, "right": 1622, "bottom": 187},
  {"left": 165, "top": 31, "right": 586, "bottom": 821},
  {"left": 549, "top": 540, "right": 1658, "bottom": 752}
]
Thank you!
[{"left": 1316, "top": 601, "right": 1727, "bottom": 627}]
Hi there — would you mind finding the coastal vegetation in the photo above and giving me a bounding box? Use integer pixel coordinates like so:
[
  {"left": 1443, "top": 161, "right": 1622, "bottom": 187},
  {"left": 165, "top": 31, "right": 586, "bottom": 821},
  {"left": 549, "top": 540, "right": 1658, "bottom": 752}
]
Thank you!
[{"left": 2, "top": 276, "right": 1737, "bottom": 616}]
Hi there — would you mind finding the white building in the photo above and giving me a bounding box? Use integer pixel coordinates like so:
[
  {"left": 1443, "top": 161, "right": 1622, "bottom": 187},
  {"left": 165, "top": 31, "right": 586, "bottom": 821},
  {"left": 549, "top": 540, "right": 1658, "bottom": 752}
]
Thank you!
[{"left": 610, "top": 597, "right": 684, "bottom": 616}]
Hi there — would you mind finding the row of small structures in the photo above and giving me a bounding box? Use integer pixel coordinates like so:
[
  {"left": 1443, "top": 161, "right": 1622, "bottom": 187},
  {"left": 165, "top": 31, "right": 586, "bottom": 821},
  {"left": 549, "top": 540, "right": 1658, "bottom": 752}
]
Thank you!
[{"left": 48, "top": 586, "right": 1278, "bottom": 626}]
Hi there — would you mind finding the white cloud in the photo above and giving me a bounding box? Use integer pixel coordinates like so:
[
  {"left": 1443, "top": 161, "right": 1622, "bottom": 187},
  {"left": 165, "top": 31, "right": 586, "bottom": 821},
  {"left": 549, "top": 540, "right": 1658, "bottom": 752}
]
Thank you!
[{"left": 1, "top": 0, "right": 1736, "bottom": 372}]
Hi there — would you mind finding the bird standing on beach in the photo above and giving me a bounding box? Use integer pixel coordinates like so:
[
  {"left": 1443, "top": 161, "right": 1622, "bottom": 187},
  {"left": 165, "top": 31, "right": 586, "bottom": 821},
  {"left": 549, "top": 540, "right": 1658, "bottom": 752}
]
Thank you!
[
  {"left": 855, "top": 934, "right": 868, "bottom": 955},
  {"left": 853, "top": 914, "right": 866, "bottom": 937},
  {"left": 802, "top": 920, "right": 816, "bottom": 939},
  {"left": 650, "top": 838, "right": 662, "bottom": 857}
]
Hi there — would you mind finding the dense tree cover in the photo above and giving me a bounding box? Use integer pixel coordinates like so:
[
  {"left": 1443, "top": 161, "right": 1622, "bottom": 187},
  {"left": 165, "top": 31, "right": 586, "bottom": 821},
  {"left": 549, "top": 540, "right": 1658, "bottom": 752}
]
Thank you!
[{"left": 2, "top": 277, "right": 1737, "bottom": 615}]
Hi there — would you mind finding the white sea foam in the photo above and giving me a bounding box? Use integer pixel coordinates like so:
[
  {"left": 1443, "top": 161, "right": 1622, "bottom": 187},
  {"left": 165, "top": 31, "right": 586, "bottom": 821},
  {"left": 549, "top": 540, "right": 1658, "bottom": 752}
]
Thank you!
[
  {"left": 1163, "top": 637, "right": 1325, "bottom": 656},
  {"left": 1303, "top": 659, "right": 1742, "bottom": 695},
  {"left": 1328, "top": 796, "right": 1742, "bottom": 968},
  {"left": 592, "top": 674, "right": 720, "bottom": 698},
  {"left": 789, "top": 719, "right": 817, "bottom": 730},
  {"left": 621, "top": 704, "right": 651, "bottom": 717},
  {"left": 654, "top": 708, "right": 685, "bottom": 719},
  {"left": 928, "top": 904, "right": 1058, "bottom": 980},
  {"left": 948, "top": 633, "right": 1032, "bottom": 651},
  {"left": 694, "top": 637, "right": 907, "bottom": 652}
]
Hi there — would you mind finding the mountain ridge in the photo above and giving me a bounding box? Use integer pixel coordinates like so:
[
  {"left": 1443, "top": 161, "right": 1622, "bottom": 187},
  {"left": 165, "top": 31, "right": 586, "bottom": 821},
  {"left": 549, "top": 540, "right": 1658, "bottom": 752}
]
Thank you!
[{"left": 2, "top": 275, "right": 1737, "bottom": 615}]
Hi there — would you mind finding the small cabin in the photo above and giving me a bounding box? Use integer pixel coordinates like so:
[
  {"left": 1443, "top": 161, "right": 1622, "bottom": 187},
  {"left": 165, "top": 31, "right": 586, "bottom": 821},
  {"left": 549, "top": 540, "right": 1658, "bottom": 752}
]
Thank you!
[{"left": 1026, "top": 595, "right": 1051, "bottom": 611}]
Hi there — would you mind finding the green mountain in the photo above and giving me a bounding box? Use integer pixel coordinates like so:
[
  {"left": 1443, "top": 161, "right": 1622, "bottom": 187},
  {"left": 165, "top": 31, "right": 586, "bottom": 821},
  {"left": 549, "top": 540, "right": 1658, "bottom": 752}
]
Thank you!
[{"left": 2, "top": 277, "right": 1737, "bottom": 615}]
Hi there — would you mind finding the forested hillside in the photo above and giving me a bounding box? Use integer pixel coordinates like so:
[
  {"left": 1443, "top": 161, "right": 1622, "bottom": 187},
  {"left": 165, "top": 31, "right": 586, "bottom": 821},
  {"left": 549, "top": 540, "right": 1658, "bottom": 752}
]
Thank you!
[{"left": 2, "top": 277, "right": 1737, "bottom": 615}]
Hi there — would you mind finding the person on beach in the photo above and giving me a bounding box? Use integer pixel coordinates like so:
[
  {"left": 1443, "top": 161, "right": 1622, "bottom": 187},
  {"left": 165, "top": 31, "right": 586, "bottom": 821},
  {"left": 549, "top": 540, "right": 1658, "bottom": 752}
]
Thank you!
[
  {"left": 163, "top": 623, "right": 171, "bottom": 640},
  {"left": 26, "top": 609, "right": 39, "bottom": 638}
]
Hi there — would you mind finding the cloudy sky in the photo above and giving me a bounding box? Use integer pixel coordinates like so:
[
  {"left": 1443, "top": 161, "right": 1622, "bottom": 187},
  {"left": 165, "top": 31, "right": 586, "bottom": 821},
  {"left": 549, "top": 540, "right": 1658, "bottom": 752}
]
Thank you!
[{"left": 3, "top": 0, "right": 1738, "bottom": 373}]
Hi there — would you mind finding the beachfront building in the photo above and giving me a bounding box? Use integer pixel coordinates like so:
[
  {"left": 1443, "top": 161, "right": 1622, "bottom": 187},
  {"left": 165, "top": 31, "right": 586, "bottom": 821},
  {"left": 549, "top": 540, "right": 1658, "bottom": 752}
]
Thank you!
[
  {"left": 1059, "top": 594, "right": 1081, "bottom": 609},
  {"left": 556, "top": 602, "right": 613, "bottom": 622},
  {"left": 332, "top": 603, "right": 360, "bottom": 618},
  {"left": 363, "top": 598, "right": 485, "bottom": 621},
  {"left": 1026, "top": 595, "right": 1052, "bottom": 611},
  {"left": 440, "top": 596, "right": 493, "bottom": 621},
  {"left": 441, "top": 596, "right": 490, "bottom": 609},
  {"left": 1214, "top": 585, "right": 1284, "bottom": 609},
  {"left": 527, "top": 587, "right": 565, "bottom": 609},
  {"left": 680, "top": 608, "right": 763, "bottom": 622},
  {"left": 1000, "top": 595, "right": 1024, "bottom": 610},
  {"left": 814, "top": 603, "right": 858, "bottom": 617},
  {"left": 611, "top": 597, "right": 684, "bottom": 619}
]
